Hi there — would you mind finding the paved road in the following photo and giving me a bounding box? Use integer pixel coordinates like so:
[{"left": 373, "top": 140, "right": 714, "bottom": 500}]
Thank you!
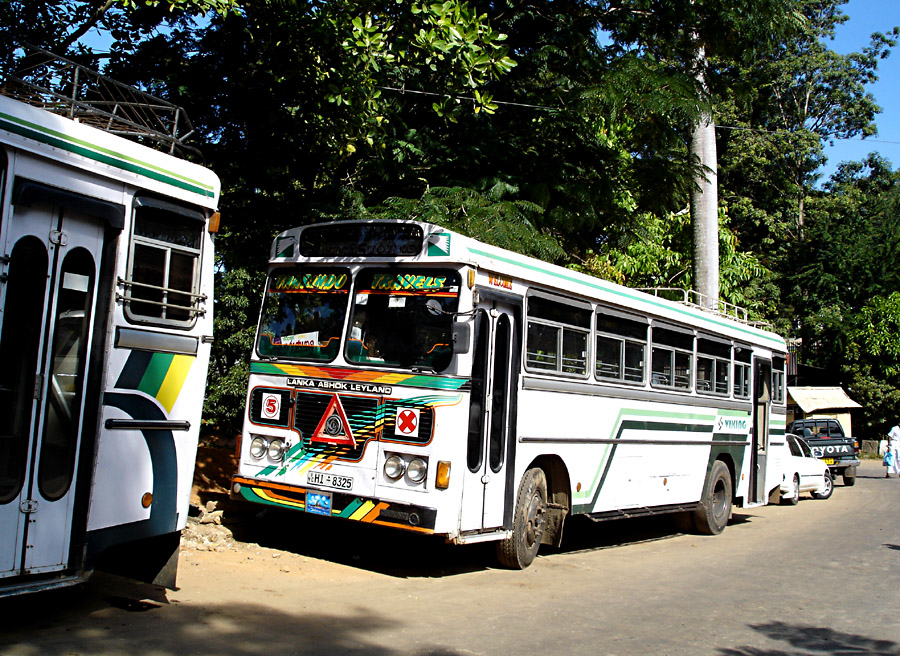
[{"left": 1, "top": 460, "right": 898, "bottom": 656}]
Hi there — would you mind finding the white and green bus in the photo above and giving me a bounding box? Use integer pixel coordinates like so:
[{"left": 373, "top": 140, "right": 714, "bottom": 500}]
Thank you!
[
  {"left": 0, "top": 53, "right": 220, "bottom": 595},
  {"left": 233, "top": 220, "right": 788, "bottom": 568}
]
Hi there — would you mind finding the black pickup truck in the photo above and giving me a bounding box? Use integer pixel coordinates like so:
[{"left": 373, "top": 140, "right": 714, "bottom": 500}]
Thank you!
[{"left": 788, "top": 418, "right": 860, "bottom": 486}]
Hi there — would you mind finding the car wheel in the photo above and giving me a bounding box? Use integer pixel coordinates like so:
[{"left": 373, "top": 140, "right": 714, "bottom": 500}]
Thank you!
[
  {"left": 812, "top": 470, "right": 834, "bottom": 500},
  {"left": 693, "top": 461, "right": 732, "bottom": 535},
  {"left": 782, "top": 474, "right": 800, "bottom": 506},
  {"left": 496, "top": 468, "right": 546, "bottom": 569}
]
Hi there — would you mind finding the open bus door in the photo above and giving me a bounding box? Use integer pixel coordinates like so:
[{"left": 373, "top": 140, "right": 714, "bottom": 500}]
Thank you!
[
  {"left": 0, "top": 185, "right": 113, "bottom": 583},
  {"left": 459, "top": 301, "right": 520, "bottom": 534}
]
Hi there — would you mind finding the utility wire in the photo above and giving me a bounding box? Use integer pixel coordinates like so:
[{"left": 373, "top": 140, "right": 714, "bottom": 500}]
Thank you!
[
  {"left": 378, "top": 85, "right": 557, "bottom": 111},
  {"left": 380, "top": 85, "right": 900, "bottom": 145}
]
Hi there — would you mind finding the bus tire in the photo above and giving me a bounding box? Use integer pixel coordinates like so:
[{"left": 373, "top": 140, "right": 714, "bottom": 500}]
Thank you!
[
  {"left": 693, "top": 461, "right": 732, "bottom": 535},
  {"left": 497, "top": 468, "right": 547, "bottom": 569}
]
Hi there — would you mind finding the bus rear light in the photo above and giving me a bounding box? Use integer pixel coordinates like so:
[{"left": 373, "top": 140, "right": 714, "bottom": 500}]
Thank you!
[{"left": 436, "top": 461, "right": 451, "bottom": 489}]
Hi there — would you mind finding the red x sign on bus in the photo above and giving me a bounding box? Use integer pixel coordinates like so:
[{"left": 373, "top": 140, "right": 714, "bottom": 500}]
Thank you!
[{"left": 396, "top": 408, "right": 419, "bottom": 438}]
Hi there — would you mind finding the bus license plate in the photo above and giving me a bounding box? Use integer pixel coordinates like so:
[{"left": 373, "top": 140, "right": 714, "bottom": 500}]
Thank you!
[{"left": 307, "top": 471, "right": 353, "bottom": 491}]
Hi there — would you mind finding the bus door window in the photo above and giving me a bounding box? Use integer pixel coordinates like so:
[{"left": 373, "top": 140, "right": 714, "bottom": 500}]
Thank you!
[
  {"left": 38, "top": 248, "right": 95, "bottom": 501},
  {"left": 0, "top": 238, "right": 48, "bottom": 505},
  {"left": 467, "top": 310, "right": 490, "bottom": 472},
  {"left": 489, "top": 313, "right": 512, "bottom": 472}
]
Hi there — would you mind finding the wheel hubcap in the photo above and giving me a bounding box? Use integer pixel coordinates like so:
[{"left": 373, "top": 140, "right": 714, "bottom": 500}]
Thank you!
[
  {"left": 524, "top": 493, "right": 544, "bottom": 548},
  {"left": 712, "top": 481, "right": 727, "bottom": 521}
]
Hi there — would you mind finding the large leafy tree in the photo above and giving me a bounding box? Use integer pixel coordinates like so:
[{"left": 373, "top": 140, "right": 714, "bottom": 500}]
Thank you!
[{"left": 593, "top": 0, "right": 803, "bottom": 307}]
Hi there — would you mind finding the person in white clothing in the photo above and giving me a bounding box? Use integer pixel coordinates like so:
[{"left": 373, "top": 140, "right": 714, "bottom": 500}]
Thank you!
[{"left": 886, "top": 421, "right": 900, "bottom": 478}]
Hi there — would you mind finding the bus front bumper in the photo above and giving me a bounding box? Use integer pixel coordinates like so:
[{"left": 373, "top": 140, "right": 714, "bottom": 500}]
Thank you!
[{"left": 231, "top": 476, "right": 438, "bottom": 533}]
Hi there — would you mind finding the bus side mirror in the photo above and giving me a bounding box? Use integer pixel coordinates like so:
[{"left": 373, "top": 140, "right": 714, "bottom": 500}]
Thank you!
[{"left": 452, "top": 322, "right": 471, "bottom": 354}]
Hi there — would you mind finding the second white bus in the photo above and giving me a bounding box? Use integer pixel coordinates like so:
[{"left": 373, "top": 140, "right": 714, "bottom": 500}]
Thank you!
[{"left": 233, "top": 220, "right": 788, "bottom": 568}]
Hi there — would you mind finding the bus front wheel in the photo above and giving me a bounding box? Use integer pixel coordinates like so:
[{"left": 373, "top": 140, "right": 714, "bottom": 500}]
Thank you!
[
  {"left": 693, "top": 461, "right": 732, "bottom": 535},
  {"left": 497, "top": 468, "right": 547, "bottom": 569}
]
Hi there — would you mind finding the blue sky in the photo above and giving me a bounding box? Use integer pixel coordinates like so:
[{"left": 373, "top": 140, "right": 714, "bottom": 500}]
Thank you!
[{"left": 820, "top": 0, "right": 900, "bottom": 180}]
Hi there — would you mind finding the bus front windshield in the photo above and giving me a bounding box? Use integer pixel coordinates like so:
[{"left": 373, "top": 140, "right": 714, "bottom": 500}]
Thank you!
[
  {"left": 346, "top": 268, "right": 461, "bottom": 371},
  {"left": 257, "top": 268, "right": 350, "bottom": 361}
]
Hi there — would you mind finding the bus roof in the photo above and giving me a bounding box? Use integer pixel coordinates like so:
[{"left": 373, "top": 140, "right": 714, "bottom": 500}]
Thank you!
[{"left": 0, "top": 94, "right": 220, "bottom": 208}]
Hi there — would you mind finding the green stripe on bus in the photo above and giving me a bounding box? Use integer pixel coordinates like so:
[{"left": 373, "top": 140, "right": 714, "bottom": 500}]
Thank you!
[
  {"left": 0, "top": 111, "right": 216, "bottom": 198},
  {"left": 467, "top": 246, "right": 784, "bottom": 347},
  {"left": 572, "top": 407, "right": 722, "bottom": 513},
  {"left": 137, "top": 352, "right": 174, "bottom": 397},
  {"left": 336, "top": 498, "right": 365, "bottom": 518}
]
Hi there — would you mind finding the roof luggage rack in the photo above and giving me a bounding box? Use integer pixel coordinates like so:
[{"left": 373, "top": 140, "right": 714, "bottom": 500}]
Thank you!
[
  {"left": 0, "top": 43, "right": 198, "bottom": 157},
  {"left": 637, "top": 287, "right": 755, "bottom": 324}
]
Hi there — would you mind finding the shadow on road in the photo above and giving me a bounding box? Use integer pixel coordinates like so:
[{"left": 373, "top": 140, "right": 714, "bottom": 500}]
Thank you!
[
  {"left": 214, "top": 498, "right": 761, "bottom": 578},
  {"left": 0, "top": 574, "right": 466, "bottom": 656},
  {"left": 719, "top": 621, "right": 898, "bottom": 655}
]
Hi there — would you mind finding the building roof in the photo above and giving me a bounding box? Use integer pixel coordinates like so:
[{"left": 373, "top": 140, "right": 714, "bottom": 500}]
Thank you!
[{"left": 787, "top": 386, "right": 862, "bottom": 413}]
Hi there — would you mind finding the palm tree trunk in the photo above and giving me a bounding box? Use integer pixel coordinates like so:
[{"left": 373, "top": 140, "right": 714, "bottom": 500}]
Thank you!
[{"left": 690, "top": 45, "right": 719, "bottom": 310}]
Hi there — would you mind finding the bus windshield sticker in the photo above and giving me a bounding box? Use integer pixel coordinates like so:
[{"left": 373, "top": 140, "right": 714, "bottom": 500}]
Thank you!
[
  {"left": 272, "top": 272, "right": 349, "bottom": 292},
  {"left": 257, "top": 268, "right": 351, "bottom": 362},
  {"left": 370, "top": 273, "right": 449, "bottom": 293}
]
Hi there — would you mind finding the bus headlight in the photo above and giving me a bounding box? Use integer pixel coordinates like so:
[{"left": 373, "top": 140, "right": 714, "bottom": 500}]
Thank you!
[
  {"left": 384, "top": 455, "right": 406, "bottom": 480},
  {"left": 268, "top": 438, "right": 286, "bottom": 462},
  {"left": 407, "top": 458, "right": 427, "bottom": 483},
  {"left": 249, "top": 436, "right": 268, "bottom": 459}
]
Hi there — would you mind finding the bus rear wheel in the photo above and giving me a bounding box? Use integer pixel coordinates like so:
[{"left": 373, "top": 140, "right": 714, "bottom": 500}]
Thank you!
[
  {"left": 693, "top": 461, "right": 732, "bottom": 535},
  {"left": 497, "top": 468, "right": 547, "bottom": 569}
]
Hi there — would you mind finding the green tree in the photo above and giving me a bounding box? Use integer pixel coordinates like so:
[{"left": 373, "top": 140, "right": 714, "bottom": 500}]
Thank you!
[{"left": 594, "top": 0, "right": 803, "bottom": 307}]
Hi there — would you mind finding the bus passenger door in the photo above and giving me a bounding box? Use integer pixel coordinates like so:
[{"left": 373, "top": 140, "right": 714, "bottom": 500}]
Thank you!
[
  {"left": 459, "top": 303, "right": 519, "bottom": 533},
  {"left": 0, "top": 193, "right": 106, "bottom": 580},
  {"left": 749, "top": 358, "right": 772, "bottom": 505}
]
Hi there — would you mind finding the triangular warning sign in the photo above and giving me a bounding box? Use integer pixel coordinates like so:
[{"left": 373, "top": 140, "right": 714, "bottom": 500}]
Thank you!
[{"left": 310, "top": 395, "right": 356, "bottom": 447}]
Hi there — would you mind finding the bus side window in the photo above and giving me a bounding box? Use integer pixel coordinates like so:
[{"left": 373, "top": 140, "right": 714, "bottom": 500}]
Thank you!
[
  {"left": 595, "top": 312, "right": 647, "bottom": 385},
  {"left": 124, "top": 197, "right": 206, "bottom": 327},
  {"left": 734, "top": 346, "right": 752, "bottom": 398},
  {"left": 650, "top": 326, "right": 693, "bottom": 391},
  {"left": 525, "top": 292, "right": 591, "bottom": 377},
  {"left": 697, "top": 337, "right": 730, "bottom": 395}
]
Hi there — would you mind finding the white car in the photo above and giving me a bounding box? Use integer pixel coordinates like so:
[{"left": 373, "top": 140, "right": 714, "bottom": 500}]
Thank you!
[{"left": 780, "top": 433, "right": 833, "bottom": 504}]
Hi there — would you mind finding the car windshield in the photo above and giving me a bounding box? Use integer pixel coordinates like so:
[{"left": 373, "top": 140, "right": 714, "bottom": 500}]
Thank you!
[
  {"left": 346, "top": 268, "right": 461, "bottom": 371},
  {"left": 257, "top": 268, "right": 351, "bottom": 361}
]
